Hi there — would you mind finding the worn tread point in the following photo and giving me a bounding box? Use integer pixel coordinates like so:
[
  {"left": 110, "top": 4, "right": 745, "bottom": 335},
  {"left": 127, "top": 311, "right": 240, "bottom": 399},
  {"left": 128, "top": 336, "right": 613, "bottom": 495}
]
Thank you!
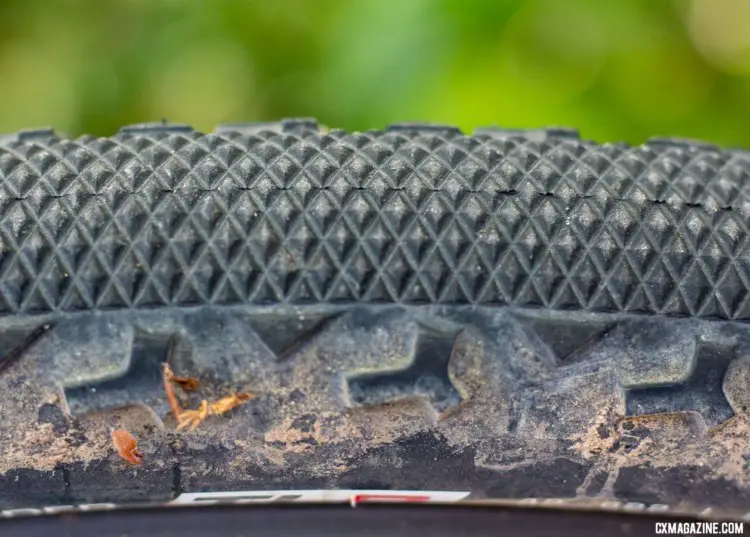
[
  {"left": 248, "top": 313, "right": 339, "bottom": 360},
  {"left": 624, "top": 340, "right": 736, "bottom": 427},
  {"left": 0, "top": 323, "right": 53, "bottom": 375},
  {"left": 346, "top": 324, "right": 462, "bottom": 413},
  {"left": 520, "top": 316, "right": 614, "bottom": 363}
]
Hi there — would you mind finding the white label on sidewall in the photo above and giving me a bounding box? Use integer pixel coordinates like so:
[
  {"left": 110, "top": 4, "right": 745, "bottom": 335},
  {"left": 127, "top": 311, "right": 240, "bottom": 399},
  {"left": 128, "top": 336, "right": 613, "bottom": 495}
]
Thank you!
[{"left": 171, "top": 489, "right": 471, "bottom": 505}]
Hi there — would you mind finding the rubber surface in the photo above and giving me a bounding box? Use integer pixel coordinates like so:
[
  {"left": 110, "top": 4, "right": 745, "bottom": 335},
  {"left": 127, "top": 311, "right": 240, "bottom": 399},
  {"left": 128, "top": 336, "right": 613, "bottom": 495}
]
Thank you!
[
  {"left": 2, "top": 119, "right": 750, "bottom": 515},
  {"left": 0, "top": 504, "right": 725, "bottom": 537}
]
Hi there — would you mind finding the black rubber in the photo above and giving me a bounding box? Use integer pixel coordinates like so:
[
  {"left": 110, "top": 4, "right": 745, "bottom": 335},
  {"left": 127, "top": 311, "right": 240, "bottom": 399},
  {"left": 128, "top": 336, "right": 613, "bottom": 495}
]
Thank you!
[
  {"left": 0, "top": 504, "right": 733, "bottom": 537},
  {"left": 1, "top": 119, "right": 750, "bottom": 516}
]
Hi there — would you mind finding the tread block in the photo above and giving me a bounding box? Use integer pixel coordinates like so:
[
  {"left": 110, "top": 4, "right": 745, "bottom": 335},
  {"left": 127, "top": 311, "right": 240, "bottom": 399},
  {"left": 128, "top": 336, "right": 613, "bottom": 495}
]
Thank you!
[
  {"left": 623, "top": 340, "right": 736, "bottom": 427},
  {"left": 63, "top": 331, "right": 180, "bottom": 415},
  {"left": 346, "top": 324, "right": 463, "bottom": 413},
  {"left": 278, "top": 118, "right": 320, "bottom": 133},
  {"left": 17, "top": 128, "right": 56, "bottom": 142},
  {"left": 386, "top": 123, "right": 462, "bottom": 135},
  {"left": 0, "top": 128, "right": 56, "bottom": 147},
  {"left": 216, "top": 118, "right": 320, "bottom": 135},
  {"left": 645, "top": 137, "right": 717, "bottom": 151},
  {"left": 474, "top": 126, "right": 579, "bottom": 140},
  {"left": 118, "top": 123, "right": 194, "bottom": 135}
]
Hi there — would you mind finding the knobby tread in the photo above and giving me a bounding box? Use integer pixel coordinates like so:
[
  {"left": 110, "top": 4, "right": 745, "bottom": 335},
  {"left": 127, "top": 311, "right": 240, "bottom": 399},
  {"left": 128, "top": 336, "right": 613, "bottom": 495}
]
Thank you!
[
  {"left": 0, "top": 121, "right": 749, "bottom": 317},
  {"left": 1, "top": 120, "right": 750, "bottom": 518}
]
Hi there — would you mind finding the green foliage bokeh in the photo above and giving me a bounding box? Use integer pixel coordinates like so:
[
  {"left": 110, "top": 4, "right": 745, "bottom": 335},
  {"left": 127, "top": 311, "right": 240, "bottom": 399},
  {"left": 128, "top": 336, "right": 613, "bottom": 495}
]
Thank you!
[{"left": 1, "top": 0, "right": 749, "bottom": 146}]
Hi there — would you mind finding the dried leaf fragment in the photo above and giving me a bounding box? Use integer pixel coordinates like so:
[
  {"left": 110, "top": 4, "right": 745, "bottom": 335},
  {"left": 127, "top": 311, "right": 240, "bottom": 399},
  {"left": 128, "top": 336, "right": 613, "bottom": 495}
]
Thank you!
[
  {"left": 211, "top": 392, "right": 254, "bottom": 414},
  {"left": 162, "top": 363, "right": 183, "bottom": 418},
  {"left": 177, "top": 392, "right": 255, "bottom": 431},
  {"left": 172, "top": 376, "right": 200, "bottom": 391},
  {"left": 178, "top": 400, "right": 209, "bottom": 431},
  {"left": 111, "top": 428, "right": 143, "bottom": 465},
  {"left": 165, "top": 364, "right": 200, "bottom": 391}
]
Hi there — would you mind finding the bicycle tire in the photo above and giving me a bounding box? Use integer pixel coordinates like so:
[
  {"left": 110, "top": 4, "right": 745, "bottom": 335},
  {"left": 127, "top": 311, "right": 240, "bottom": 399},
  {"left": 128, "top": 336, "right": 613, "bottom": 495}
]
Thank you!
[{"left": 1, "top": 119, "right": 750, "bottom": 517}]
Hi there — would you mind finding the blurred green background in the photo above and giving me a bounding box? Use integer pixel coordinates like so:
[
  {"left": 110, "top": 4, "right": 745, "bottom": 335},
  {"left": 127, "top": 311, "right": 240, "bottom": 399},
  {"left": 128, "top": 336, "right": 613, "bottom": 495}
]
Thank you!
[{"left": 1, "top": 0, "right": 750, "bottom": 145}]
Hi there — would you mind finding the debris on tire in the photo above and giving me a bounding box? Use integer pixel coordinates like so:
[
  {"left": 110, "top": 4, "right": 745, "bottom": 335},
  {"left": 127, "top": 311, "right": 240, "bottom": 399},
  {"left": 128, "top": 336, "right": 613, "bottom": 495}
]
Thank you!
[
  {"left": 177, "top": 393, "right": 255, "bottom": 431},
  {"left": 111, "top": 428, "right": 143, "bottom": 465}
]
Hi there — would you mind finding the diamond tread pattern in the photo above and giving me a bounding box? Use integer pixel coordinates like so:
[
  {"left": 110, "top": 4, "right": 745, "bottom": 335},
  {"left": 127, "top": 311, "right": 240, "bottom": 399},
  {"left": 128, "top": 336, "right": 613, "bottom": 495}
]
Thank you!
[{"left": 0, "top": 125, "right": 749, "bottom": 318}]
